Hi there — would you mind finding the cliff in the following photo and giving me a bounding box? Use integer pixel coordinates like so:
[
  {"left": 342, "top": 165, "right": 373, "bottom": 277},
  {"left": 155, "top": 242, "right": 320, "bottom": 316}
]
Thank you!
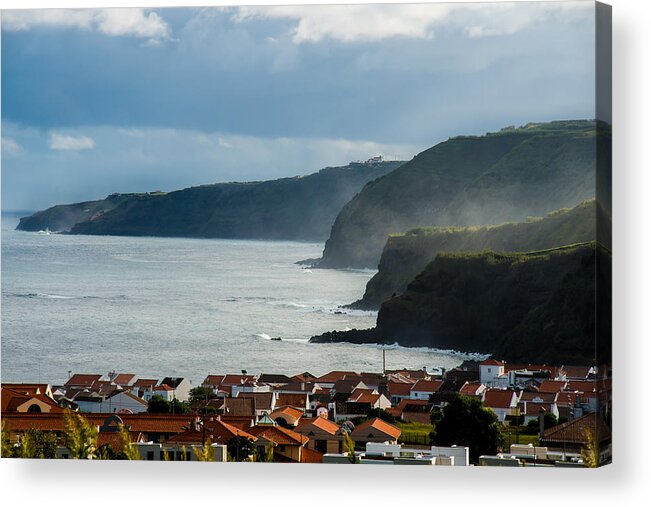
[
  {"left": 311, "top": 243, "right": 610, "bottom": 365},
  {"left": 18, "top": 161, "right": 403, "bottom": 241},
  {"left": 353, "top": 200, "right": 610, "bottom": 309},
  {"left": 316, "top": 120, "right": 611, "bottom": 268}
]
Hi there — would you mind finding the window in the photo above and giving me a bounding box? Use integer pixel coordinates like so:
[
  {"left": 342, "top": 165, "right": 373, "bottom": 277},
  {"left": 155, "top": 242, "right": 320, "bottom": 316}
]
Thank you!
[
  {"left": 27, "top": 404, "right": 41, "bottom": 413},
  {"left": 279, "top": 445, "right": 286, "bottom": 452},
  {"left": 147, "top": 451, "right": 154, "bottom": 461},
  {"left": 488, "top": 368, "right": 492, "bottom": 373}
]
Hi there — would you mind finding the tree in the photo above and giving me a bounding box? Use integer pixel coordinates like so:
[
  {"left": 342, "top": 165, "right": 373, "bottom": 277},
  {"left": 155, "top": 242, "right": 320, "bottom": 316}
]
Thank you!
[
  {"left": 171, "top": 399, "right": 191, "bottom": 415},
  {"left": 189, "top": 387, "right": 217, "bottom": 404},
  {"left": 147, "top": 395, "right": 171, "bottom": 414},
  {"left": 1, "top": 419, "right": 14, "bottom": 458},
  {"left": 118, "top": 424, "right": 140, "bottom": 460},
  {"left": 226, "top": 436, "right": 256, "bottom": 462},
  {"left": 581, "top": 427, "right": 599, "bottom": 468},
  {"left": 364, "top": 408, "right": 396, "bottom": 424},
  {"left": 16, "top": 428, "right": 58, "bottom": 459},
  {"left": 193, "top": 437, "right": 215, "bottom": 462},
  {"left": 430, "top": 394, "right": 505, "bottom": 463},
  {"left": 342, "top": 432, "right": 357, "bottom": 464},
  {"left": 62, "top": 410, "right": 99, "bottom": 459},
  {"left": 256, "top": 441, "right": 274, "bottom": 463}
]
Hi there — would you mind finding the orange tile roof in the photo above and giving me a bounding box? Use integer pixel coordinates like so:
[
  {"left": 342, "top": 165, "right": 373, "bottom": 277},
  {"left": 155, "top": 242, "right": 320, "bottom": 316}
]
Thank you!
[
  {"left": 458, "top": 382, "right": 484, "bottom": 396},
  {"left": 270, "top": 405, "right": 304, "bottom": 421},
  {"left": 248, "top": 424, "right": 308, "bottom": 446},
  {"left": 112, "top": 374, "right": 137, "bottom": 385},
  {"left": 296, "top": 416, "right": 340, "bottom": 436},
  {"left": 1, "top": 387, "right": 64, "bottom": 413},
  {"left": 300, "top": 446, "right": 324, "bottom": 463},
  {"left": 1, "top": 384, "right": 51, "bottom": 396},
  {"left": 351, "top": 417, "right": 401, "bottom": 440}
]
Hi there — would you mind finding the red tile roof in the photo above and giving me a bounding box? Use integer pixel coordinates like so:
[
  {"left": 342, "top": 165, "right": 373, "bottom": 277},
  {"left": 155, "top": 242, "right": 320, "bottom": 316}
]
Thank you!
[
  {"left": 270, "top": 406, "right": 304, "bottom": 424},
  {"left": 1, "top": 387, "right": 64, "bottom": 413},
  {"left": 112, "top": 374, "right": 137, "bottom": 386},
  {"left": 275, "top": 393, "right": 308, "bottom": 409},
  {"left": 458, "top": 382, "right": 484, "bottom": 396},
  {"left": 314, "top": 371, "right": 359, "bottom": 383},
  {"left": 300, "top": 446, "right": 324, "bottom": 463},
  {"left": 64, "top": 374, "right": 102, "bottom": 387},
  {"left": 480, "top": 359, "right": 505, "bottom": 366},
  {"left": 410, "top": 379, "right": 444, "bottom": 393},
  {"left": 566, "top": 380, "right": 597, "bottom": 394},
  {"left": 202, "top": 375, "right": 225, "bottom": 387},
  {"left": 542, "top": 414, "right": 611, "bottom": 445},
  {"left": 482, "top": 390, "right": 517, "bottom": 409},
  {"left": 387, "top": 381, "right": 413, "bottom": 397},
  {"left": 538, "top": 380, "right": 568, "bottom": 393}
]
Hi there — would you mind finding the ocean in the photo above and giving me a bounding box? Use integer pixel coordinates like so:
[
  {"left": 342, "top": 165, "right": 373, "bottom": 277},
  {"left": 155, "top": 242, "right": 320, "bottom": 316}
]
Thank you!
[{"left": 1, "top": 212, "right": 477, "bottom": 386}]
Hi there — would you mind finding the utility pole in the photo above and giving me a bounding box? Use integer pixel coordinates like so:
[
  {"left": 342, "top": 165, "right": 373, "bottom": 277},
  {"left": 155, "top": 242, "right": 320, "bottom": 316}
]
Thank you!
[{"left": 382, "top": 347, "right": 386, "bottom": 375}]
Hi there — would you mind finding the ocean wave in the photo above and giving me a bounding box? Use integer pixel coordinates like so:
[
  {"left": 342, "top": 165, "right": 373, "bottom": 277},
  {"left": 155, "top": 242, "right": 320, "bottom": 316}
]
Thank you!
[
  {"left": 254, "top": 332, "right": 308, "bottom": 343},
  {"left": 267, "top": 300, "right": 377, "bottom": 316},
  {"left": 7, "top": 292, "right": 128, "bottom": 302},
  {"left": 311, "top": 340, "right": 489, "bottom": 360}
]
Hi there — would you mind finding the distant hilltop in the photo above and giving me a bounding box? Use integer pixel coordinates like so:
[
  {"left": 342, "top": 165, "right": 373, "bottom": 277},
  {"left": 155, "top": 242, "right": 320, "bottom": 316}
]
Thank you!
[{"left": 16, "top": 160, "right": 404, "bottom": 240}]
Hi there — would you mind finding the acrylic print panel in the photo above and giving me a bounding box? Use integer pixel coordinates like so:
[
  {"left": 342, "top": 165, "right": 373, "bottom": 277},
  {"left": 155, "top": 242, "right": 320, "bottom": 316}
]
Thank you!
[{"left": 0, "top": 1, "right": 611, "bottom": 466}]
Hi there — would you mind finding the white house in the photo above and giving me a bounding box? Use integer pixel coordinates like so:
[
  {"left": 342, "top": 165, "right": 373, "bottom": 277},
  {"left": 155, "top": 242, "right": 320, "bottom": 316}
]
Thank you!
[
  {"left": 82, "top": 391, "right": 148, "bottom": 414},
  {"left": 480, "top": 359, "right": 508, "bottom": 387},
  {"left": 160, "top": 377, "right": 192, "bottom": 402},
  {"left": 409, "top": 379, "right": 444, "bottom": 400},
  {"left": 482, "top": 389, "right": 518, "bottom": 424}
]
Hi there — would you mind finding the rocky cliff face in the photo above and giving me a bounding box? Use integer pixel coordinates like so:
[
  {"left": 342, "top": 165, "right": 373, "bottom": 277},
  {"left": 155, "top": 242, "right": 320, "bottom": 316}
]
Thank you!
[
  {"left": 18, "top": 161, "right": 402, "bottom": 241},
  {"left": 352, "top": 200, "right": 610, "bottom": 309},
  {"left": 16, "top": 194, "right": 133, "bottom": 233},
  {"left": 316, "top": 121, "right": 610, "bottom": 269},
  {"left": 311, "top": 243, "right": 610, "bottom": 365}
]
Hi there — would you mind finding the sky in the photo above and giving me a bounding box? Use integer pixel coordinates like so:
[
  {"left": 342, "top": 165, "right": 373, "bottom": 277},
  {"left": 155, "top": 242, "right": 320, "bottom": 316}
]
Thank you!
[{"left": 1, "top": 1, "right": 597, "bottom": 211}]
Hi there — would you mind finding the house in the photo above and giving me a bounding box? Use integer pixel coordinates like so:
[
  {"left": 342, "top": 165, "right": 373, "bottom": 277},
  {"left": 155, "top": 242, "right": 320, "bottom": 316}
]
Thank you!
[
  {"left": 482, "top": 390, "right": 518, "bottom": 424},
  {"left": 458, "top": 382, "right": 487, "bottom": 398},
  {"left": 314, "top": 371, "right": 359, "bottom": 389},
  {"left": 537, "top": 380, "right": 568, "bottom": 394},
  {"left": 387, "top": 381, "right": 414, "bottom": 406},
  {"left": 393, "top": 399, "right": 432, "bottom": 424},
  {"left": 79, "top": 390, "right": 149, "bottom": 414},
  {"left": 133, "top": 378, "right": 158, "bottom": 398},
  {"left": 350, "top": 417, "right": 401, "bottom": 445},
  {"left": 220, "top": 397, "right": 256, "bottom": 420},
  {"left": 258, "top": 374, "right": 293, "bottom": 386},
  {"left": 560, "top": 365, "right": 596, "bottom": 380},
  {"left": 479, "top": 360, "right": 507, "bottom": 387},
  {"left": 540, "top": 413, "right": 611, "bottom": 463},
  {"left": 296, "top": 416, "right": 342, "bottom": 454},
  {"left": 1, "top": 386, "right": 64, "bottom": 414},
  {"left": 160, "top": 377, "right": 192, "bottom": 402},
  {"left": 248, "top": 423, "right": 312, "bottom": 463},
  {"left": 1, "top": 383, "right": 54, "bottom": 400},
  {"left": 64, "top": 374, "right": 102, "bottom": 390},
  {"left": 201, "top": 375, "right": 225, "bottom": 393},
  {"left": 519, "top": 402, "right": 559, "bottom": 425},
  {"left": 274, "top": 393, "right": 309, "bottom": 411},
  {"left": 144, "top": 384, "right": 175, "bottom": 402},
  {"left": 231, "top": 381, "right": 271, "bottom": 397},
  {"left": 108, "top": 372, "right": 138, "bottom": 387},
  {"left": 409, "top": 379, "right": 444, "bottom": 400},
  {"left": 236, "top": 392, "right": 276, "bottom": 418},
  {"left": 269, "top": 406, "right": 304, "bottom": 428},
  {"left": 2, "top": 412, "right": 198, "bottom": 444}
]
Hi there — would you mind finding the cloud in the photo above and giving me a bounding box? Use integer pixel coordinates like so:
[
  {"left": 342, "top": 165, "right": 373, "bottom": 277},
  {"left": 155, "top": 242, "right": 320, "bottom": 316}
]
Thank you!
[
  {"left": 49, "top": 133, "right": 96, "bottom": 151},
  {"left": 2, "top": 122, "right": 422, "bottom": 210},
  {"left": 1, "top": 8, "right": 170, "bottom": 43},
  {"left": 2, "top": 137, "right": 24, "bottom": 157},
  {"left": 232, "top": 4, "right": 452, "bottom": 43},
  {"left": 231, "top": 2, "right": 592, "bottom": 44}
]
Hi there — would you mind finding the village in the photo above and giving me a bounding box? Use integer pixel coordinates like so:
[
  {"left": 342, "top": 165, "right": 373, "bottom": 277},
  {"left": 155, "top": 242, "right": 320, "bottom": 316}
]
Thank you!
[{"left": 1, "top": 359, "right": 612, "bottom": 466}]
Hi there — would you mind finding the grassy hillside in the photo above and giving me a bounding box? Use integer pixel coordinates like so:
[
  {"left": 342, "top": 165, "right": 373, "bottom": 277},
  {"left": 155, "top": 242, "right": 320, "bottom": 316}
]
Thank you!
[
  {"left": 317, "top": 120, "right": 609, "bottom": 268},
  {"left": 353, "top": 200, "right": 610, "bottom": 309}
]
